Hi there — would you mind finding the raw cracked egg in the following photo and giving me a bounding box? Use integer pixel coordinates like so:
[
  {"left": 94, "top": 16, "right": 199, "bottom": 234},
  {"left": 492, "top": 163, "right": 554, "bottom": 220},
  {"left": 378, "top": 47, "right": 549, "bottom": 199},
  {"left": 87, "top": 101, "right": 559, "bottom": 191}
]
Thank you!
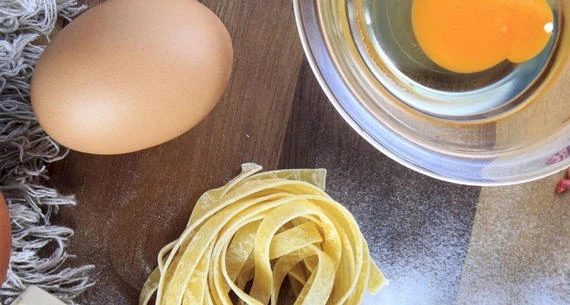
[
  {"left": 412, "top": 0, "right": 554, "bottom": 73},
  {"left": 31, "top": 0, "right": 233, "bottom": 155}
]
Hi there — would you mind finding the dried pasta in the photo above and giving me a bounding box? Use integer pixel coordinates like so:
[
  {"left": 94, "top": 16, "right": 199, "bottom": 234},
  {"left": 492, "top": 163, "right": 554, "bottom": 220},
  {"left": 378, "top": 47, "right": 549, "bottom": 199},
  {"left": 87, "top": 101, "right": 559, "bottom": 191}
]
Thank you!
[{"left": 139, "top": 163, "right": 387, "bottom": 305}]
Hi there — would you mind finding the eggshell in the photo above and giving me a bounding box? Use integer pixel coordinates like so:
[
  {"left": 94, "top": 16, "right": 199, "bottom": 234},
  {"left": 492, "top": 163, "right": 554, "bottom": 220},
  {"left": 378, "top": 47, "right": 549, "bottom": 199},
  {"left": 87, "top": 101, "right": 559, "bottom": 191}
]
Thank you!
[
  {"left": 0, "top": 193, "right": 11, "bottom": 284},
  {"left": 31, "top": 0, "right": 233, "bottom": 155}
]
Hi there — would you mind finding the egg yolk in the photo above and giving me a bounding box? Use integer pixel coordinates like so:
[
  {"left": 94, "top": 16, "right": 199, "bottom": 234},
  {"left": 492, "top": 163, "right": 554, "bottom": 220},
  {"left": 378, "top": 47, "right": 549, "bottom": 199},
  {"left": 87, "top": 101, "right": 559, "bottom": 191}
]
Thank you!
[{"left": 412, "top": 0, "right": 554, "bottom": 73}]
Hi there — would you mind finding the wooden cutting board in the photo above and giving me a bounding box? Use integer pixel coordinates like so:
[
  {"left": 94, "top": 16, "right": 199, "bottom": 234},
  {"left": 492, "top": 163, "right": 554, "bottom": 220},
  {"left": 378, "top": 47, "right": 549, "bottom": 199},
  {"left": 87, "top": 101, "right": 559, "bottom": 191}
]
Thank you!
[{"left": 48, "top": 0, "right": 482, "bottom": 304}]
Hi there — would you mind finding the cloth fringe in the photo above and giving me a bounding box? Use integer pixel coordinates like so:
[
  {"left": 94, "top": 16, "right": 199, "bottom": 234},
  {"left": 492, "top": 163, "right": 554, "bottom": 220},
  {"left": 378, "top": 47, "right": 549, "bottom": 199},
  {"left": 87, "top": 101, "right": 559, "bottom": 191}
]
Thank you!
[{"left": 0, "top": 1, "right": 94, "bottom": 304}]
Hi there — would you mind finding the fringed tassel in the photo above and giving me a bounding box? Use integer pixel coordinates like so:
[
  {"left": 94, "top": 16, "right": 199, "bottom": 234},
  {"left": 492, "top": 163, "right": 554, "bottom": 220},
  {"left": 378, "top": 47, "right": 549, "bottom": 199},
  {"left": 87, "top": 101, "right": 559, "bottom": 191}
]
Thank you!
[{"left": 0, "top": 1, "right": 94, "bottom": 304}]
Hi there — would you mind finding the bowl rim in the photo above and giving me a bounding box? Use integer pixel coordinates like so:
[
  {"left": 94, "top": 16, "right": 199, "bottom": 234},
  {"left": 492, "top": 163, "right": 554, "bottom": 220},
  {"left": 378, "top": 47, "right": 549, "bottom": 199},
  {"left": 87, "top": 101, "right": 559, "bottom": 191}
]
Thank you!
[{"left": 293, "top": 0, "right": 570, "bottom": 186}]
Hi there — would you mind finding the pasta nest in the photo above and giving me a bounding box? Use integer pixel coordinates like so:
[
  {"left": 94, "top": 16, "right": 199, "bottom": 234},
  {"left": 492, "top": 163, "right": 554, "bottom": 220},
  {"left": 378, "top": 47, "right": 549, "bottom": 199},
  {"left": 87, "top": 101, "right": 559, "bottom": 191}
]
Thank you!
[{"left": 140, "top": 163, "right": 387, "bottom": 305}]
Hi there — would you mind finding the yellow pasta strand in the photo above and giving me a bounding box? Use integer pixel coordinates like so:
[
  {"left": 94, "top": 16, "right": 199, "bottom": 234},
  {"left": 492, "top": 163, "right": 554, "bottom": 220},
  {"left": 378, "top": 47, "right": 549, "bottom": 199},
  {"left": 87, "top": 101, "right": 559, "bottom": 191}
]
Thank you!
[{"left": 139, "top": 163, "right": 387, "bottom": 305}]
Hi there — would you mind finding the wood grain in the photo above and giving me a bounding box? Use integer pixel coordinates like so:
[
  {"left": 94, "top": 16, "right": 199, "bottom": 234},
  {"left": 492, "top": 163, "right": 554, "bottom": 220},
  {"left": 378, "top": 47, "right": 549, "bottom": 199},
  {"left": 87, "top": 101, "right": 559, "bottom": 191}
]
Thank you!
[
  {"left": 49, "top": 0, "right": 304, "bottom": 303},
  {"left": 47, "top": 1, "right": 481, "bottom": 305},
  {"left": 279, "top": 61, "right": 480, "bottom": 305}
]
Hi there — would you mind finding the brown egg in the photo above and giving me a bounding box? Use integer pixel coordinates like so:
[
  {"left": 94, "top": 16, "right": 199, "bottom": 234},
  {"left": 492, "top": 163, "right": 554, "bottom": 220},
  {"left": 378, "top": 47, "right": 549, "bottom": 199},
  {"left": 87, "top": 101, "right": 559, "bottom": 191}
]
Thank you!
[
  {"left": 0, "top": 193, "right": 11, "bottom": 284},
  {"left": 31, "top": 0, "right": 233, "bottom": 155}
]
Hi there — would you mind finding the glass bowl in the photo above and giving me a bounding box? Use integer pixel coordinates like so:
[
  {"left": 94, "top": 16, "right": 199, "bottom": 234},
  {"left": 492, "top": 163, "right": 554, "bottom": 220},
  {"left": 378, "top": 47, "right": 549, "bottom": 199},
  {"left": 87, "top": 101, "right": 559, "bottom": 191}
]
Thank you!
[{"left": 293, "top": 0, "right": 570, "bottom": 186}]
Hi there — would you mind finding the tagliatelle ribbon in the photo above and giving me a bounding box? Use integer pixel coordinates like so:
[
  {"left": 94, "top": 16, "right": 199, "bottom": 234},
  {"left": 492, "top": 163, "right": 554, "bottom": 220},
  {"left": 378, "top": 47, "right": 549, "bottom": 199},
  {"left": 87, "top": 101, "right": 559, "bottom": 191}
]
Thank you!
[{"left": 139, "top": 163, "right": 387, "bottom": 305}]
